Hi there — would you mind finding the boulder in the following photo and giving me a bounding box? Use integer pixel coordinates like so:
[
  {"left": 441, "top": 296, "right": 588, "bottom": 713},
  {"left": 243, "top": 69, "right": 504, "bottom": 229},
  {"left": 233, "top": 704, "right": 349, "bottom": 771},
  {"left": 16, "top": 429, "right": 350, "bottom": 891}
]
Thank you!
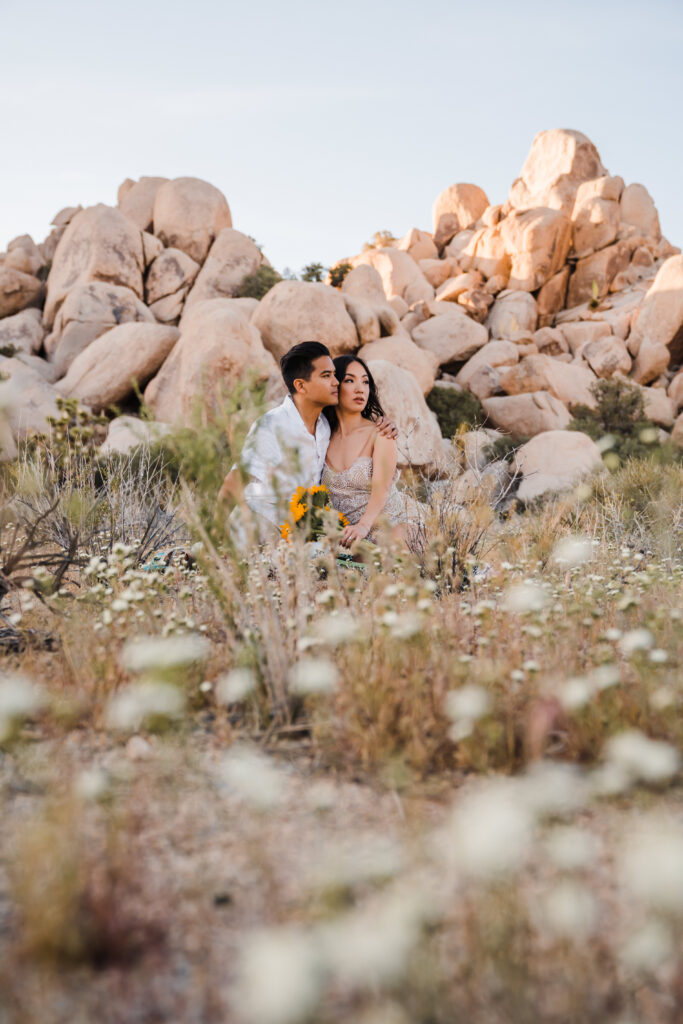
[
  {"left": 535, "top": 267, "right": 569, "bottom": 327},
  {"left": 0, "top": 308, "right": 45, "bottom": 355},
  {"left": 507, "top": 130, "right": 606, "bottom": 215},
  {"left": 99, "top": 415, "right": 172, "bottom": 454},
  {"left": 566, "top": 240, "right": 632, "bottom": 307},
  {"left": 466, "top": 365, "right": 503, "bottom": 400},
  {"left": 0, "top": 266, "right": 43, "bottom": 318},
  {"left": 145, "top": 300, "right": 276, "bottom": 424},
  {"left": 118, "top": 176, "right": 169, "bottom": 231},
  {"left": 574, "top": 176, "right": 624, "bottom": 204},
  {"left": 455, "top": 340, "right": 519, "bottom": 389},
  {"left": 184, "top": 228, "right": 262, "bottom": 310},
  {"left": 142, "top": 232, "right": 164, "bottom": 265},
  {"left": 627, "top": 256, "right": 683, "bottom": 366},
  {"left": 365, "top": 359, "right": 443, "bottom": 467},
  {"left": 145, "top": 248, "right": 200, "bottom": 322},
  {"left": 558, "top": 320, "right": 612, "bottom": 356},
  {"left": 445, "top": 229, "right": 477, "bottom": 263},
  {"left": 672, "top": 412, "right": 683, "bottom": 448},
  {"left": 45, "top": 281, "right": 155, "bottom": 378},
  {"left": 432, "top": 184, "right": 489, "bottom": 249},
  {"left": 457, "top": 289, "right": 494, "bottom": 323},
  {"left": 43, "top": 205, "right": 144, "bottom": 327},
  {"left": 51, "top": 206, "right": 83, "bottom": 228},
  {"left": 498, "top": 353, "right": 596, "bottom": 408},
  {"left": 570, "top": 193, "right": 620, "bottom": 259},
  {"left": 533, "top": 327, "right": 568, "bottom": 356},
  {"left": 460, "top": 428, "right": 498, "bottom": 471},
  {"left": 436, "top": 271, "right": 483, "bottom": 303},
  {"left": 396, "top": 228, "right": 438, "bottom": 262},
  {"left": 412, "top": 306, "right": 488, "bottom": 366},
  {"left": 252, "top": 280, "right": 358, "bottom": 360},
  {"left": 639, "top": 385, "right": 675, "bottom": 428},
  {"left": 388, "top": 295, "right": 409, "bottom": 319},
  {"left": 39, "top": 226, "right": 67, "bottom": 264},
  {"left": 358, "top": 333, "right": 438, "bottom": 395},
  {"left": 631, "top": 342, "right": 670, "bottom": 386},
  {"left": 152, "top": 177, "right": 232, "bottom": 264},
  {"left": 0, "top": 358, "right": 60, "bottom": 441},
  {"left": 482, "top": 391, "right": 571, "bottom": 436},
  {"left": 57, "top": 323, "right": 180, "bottom": 411},
  {"left": 458, "top": 223, "right": 510, "bottom": 281},
  {"left": 342, "top": 295, "right": 381, "bottom": 345},
  {"left": 514, "top": 430, "right": 603, "bottom": 501},
  {"left": 582, "top": 336, "right": 632, "bottom": 378},
  {"left": 619, "top": 183, "right": 661, "bottom": 240},
  {"left": 500, "top": 208, "right": 572, "bottom": 291},
  {"left": 5, "top": 236, "right": 45, "bottom": 277},
  {"left": 667, "top": 371, "right": 683, "bottom": 414},
  {"left": 486, "top": 290, "right": 538, "bottom": 339},
  {"left": 354, "top": 248, "right": 434, "bottom": 306},
  {"left": 419, "top": 258, "right": 452, "bottom": 289},
  {"left": 12, "top": 351, "right": 59, "bottom": 383}
]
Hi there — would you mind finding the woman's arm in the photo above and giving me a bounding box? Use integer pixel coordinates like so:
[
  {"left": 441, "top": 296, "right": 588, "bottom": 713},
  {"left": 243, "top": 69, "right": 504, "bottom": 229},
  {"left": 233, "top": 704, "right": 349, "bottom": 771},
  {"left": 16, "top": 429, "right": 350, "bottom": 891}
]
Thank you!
[{"left": 340, "top": 433, "right": 398, "bottom": 547}]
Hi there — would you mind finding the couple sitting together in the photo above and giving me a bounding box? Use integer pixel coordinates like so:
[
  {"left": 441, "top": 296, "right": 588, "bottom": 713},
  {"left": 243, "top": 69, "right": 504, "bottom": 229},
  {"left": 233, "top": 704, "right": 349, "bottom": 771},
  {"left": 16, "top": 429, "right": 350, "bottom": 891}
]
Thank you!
[{"left": 219, "top": 341, "right": 421, "bottom": 549}]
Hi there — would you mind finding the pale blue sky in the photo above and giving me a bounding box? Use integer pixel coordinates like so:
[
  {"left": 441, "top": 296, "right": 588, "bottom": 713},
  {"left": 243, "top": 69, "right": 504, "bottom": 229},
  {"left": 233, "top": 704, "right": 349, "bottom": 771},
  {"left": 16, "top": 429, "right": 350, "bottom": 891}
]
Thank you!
[{"left": 2, "top": 0, "right": 682, "bottom": 273}]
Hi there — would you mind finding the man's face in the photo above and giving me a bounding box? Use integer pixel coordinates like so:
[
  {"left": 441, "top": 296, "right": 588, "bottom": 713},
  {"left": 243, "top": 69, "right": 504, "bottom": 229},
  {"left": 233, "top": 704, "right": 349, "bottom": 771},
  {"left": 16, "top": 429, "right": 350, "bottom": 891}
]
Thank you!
[{"left": 296, "top": 356, "right": 339, "bottom": 406}]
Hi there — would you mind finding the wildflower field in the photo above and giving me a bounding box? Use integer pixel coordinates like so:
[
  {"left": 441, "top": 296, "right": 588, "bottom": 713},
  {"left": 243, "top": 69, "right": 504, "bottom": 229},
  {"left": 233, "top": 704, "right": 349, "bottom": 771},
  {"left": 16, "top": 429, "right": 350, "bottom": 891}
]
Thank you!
[{"left": 0, "top": 396, "right": 682, "bottom": 1024}]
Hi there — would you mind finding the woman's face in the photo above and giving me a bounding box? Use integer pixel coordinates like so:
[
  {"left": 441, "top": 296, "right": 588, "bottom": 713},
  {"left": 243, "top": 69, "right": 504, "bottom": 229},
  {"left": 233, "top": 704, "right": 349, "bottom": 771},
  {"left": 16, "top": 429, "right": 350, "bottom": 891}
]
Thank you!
[{"left": 338, "top": 361, "right": 370, "bottom": 414}]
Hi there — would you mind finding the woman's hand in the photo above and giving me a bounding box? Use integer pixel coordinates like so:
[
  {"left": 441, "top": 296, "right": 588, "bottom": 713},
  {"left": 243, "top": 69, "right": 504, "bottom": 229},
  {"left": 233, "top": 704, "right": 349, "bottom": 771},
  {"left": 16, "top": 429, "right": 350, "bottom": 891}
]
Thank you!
[
  {"left": 375, "top": 416, "right": 398, "bottom": 440},
  {"left": 340, "top": 521, "right": 371, "bottom": 548}
]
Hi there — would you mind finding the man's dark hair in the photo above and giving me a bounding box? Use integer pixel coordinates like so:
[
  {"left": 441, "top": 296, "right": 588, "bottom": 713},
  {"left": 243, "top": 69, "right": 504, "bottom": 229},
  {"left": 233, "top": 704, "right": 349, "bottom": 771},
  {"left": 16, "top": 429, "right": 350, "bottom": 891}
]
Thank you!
[{"left": 280, "top": 341, "right": 331, "bottom": 394}]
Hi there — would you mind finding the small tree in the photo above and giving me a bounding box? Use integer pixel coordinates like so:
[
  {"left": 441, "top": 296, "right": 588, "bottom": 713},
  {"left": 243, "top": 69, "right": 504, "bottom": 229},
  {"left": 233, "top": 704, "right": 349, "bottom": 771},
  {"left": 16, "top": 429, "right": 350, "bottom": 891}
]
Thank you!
[
  {"left": 300, "top": 262, "right": 325, "bottom": 282},
  {"left": 328, "top": 262, "right": 352, "bottom": 289},
  {"left": 237, "top": 265, "right": 282, "bottom": 300}
]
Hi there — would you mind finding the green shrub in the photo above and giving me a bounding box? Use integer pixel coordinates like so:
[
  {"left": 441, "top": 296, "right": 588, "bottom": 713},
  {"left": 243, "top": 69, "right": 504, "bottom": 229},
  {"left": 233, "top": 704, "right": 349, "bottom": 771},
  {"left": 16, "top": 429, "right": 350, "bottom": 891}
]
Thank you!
[
  {"left": 237, "top": 264, "right": 282, "bottom": 300},
  {"left": 569, "top": 377, "right": 682, "bottom": 467},
  {"left": 362, "top": 230, "right": 396, "bottom": 251},
  {"left": 484, "top": 433, "right": 531, "bottom": 463},
  {"left": 426, "top": 385, "right": 484, "bottom": 438},
  {"left": 328, "top": 262, "right": 352, "bottom": 288}
]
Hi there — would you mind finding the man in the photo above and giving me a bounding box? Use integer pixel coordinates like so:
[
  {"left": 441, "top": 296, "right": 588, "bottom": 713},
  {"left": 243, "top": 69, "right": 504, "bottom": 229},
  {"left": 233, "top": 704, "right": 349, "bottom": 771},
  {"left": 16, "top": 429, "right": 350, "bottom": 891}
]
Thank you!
[{"left": 219, "top": 341, "right": 395, "bottom": 541}]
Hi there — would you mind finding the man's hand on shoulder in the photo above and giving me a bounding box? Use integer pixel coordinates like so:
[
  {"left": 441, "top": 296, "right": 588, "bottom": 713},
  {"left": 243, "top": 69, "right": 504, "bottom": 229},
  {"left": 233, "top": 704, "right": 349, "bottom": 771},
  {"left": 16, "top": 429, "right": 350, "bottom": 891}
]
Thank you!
[{"left": 375, "top": 415, "right": 399, "bottom": 440}]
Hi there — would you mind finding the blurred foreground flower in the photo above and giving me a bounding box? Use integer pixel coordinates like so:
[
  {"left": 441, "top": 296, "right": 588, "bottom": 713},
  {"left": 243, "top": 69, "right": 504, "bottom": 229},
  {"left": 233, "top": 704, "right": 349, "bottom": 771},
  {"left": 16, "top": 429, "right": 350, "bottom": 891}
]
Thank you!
[
  {"left": 605, "top": 730, "right": 680, "bottom": 787},
  {"left": 618, "top": 817, "right": 683, "bottom": 915},
  {"left": 444, "top": 684, "right": 490, "bottom": 740},
  {"left": 233, "top": 926, "right": 323, "bottom": 1024},
  {"left": 121, "top": 633, "right": 210, "bottom": 674},
  {"left": 216, "top": 667, "right": 257, "bottom": 704},
  {"left": 502, "top": 582, "right": 548, "bottom": 614},
  {"left": 540, "top": 879, "right": 597, "bottom": 941},
  {"left": 551, "top": 535, "right": 594, "bottom": 568},
  {"left": 219, "top": 745, "right": 287, "bottom": 810},
  {"left": 0, "top": 673, "right": 45, "bottom": 743},
  {"left": 618, "top": 629, "right": 654, "bottom": 657},
  {"left": 105, "top": 681, "right": 184, "bottom": 732},
  {"left": 442, "top": 780, "right": 534, "bottom": 879},
  {"left": 288, "top": 656, "right": 338, "bottom": 695}
]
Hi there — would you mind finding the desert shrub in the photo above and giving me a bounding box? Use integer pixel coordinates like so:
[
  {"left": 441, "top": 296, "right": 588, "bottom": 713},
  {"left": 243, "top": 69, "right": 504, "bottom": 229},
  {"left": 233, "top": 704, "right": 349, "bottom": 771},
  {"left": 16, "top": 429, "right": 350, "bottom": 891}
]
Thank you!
[
  {"left": 484, "top": 433, "right": 530, "bottom": 463},
  {"left": 362, "top": 229, "right": 396, "bottom": 251},
  {"left": 569, "top": 377, "right": 681, "bottom": 466},
  {"left": 427, "top": 385, "right": 484, "bottom": 438},
  {"left": 328, "top": 261, "right": 352, "bottom": 288},
  {"left": 236, "top": 264, "right": 282, "bottom": 299},
  {"left": 301, "top": 261, "right": 325, "bottom": 282}
]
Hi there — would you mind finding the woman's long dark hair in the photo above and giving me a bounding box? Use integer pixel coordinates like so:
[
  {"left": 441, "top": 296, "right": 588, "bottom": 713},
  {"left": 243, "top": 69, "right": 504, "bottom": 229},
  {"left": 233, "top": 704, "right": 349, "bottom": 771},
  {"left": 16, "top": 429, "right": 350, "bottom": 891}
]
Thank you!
[{"left": 323, "top": 355, "right": 384, "bottom": 433}]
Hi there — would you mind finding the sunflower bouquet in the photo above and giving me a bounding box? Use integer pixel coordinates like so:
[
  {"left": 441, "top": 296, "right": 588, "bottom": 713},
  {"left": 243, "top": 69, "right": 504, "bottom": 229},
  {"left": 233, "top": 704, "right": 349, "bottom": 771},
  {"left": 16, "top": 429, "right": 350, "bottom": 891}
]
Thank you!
[{"left": 280, "top": 485, "right": 348, "bottom": 542}]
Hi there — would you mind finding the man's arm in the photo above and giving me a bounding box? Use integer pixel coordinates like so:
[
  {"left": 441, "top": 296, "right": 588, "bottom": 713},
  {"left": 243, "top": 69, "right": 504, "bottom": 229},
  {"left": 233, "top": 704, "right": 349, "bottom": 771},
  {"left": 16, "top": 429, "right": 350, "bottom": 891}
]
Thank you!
[
  {"left": 218, "top": 466, "right": 244, "bottom": 506},
  {"left": 375, "top": 415, "right": 398, "bottom": 440}
]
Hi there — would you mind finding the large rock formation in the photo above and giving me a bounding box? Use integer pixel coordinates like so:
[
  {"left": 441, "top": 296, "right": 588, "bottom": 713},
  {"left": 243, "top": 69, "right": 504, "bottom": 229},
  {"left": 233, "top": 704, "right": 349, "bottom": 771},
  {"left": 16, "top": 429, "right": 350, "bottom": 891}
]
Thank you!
[
  {"left": 252, "top": 280, "right": 358, "bottom": 360},
  {"left": 365, "top": 360, "right": 443, "bottom": 467},
  {"left": 152, "top": 177, "right": 232, "bottom": 264}
]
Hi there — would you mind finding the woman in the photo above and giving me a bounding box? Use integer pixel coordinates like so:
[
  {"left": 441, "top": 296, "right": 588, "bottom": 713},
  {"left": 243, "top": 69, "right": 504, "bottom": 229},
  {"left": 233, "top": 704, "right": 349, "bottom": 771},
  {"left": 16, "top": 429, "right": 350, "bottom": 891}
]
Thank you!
[{"left": 322, "top": 355, "right": 422, "bottom": 548}]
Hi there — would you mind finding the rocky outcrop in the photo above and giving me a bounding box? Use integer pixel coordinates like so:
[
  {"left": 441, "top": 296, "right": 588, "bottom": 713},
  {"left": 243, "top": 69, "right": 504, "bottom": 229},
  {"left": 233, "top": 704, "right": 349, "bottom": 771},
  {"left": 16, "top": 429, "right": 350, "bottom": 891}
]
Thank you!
[
  {"left": 43, "top": 205, "right": 145, "bottom": 327},
  {"left": 57, "top": 323, "right": 179, "bottom": 411},
  {"left": 482, "top": 392, "right": 571, "bottom": 436},
  {"left": 252, "top": 280, "right": 358, "bottom": 360},
  {"left": 145, "top": 300, "right": 275, "bottom": 425},
  {"left": 365, "top": 360, "right": 443, "bottom": 467},
  {"left": 152, "top": 177, "right": 232, "bottom": 264},
  {"left": 514, "top": 430, "right": 603, "bottom": 501},
  {"left": 145, "top": 248, "right": 200, "bottom": 323},
  {"left": 184, "top": 229, "right": 263, "bottom": 310},
  {"left": 358, "top": 333, "right": 438, "bottom": 395}
]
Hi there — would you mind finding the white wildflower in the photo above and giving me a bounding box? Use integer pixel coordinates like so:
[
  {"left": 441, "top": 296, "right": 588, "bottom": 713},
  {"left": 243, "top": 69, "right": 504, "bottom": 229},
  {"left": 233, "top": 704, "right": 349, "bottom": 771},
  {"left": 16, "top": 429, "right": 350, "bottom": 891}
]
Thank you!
[
  {"left": 289, "top": 657, "right": 338, "bottom": 695},
  {"left": 110, "top": 598, "right": 129, "bottom": 613},
  {"left": 649, "top": 648, "right": 668, "bottom": 664},
  {"left": 219, "top": 745, "right": 287, "bottom": 810},
  {"left": 232, "top": 926, "right": 322, "bottom": 1024},
  {"left": 444, "top": 780, "right": 534, "bottom": 879},
  {"left": 502, "top": 582, "right": 548, "bottom": 614},
  {"left": 216, "top": 668, "right": 257, "bottom": 704},
  {"left": 552, "top": 535, "right": 594, "bottom": 568},
  {"left": 389, "top": 612, "right": 422, "bottom": 639},
  {"left": 591, "top": 664, "right": 620, "bottom": 690},
  {"left": 544, "top": 826, "right": 599, "bottom": 871},
  {"left": 540, "top": 880, "right": 597, "bottom": 940},
  {"left": 522, "top": 761, "right": 587, "bottom": 818},
  {"left": 312, "top": 612, "right": 359, "bottom": 645},
  {"left": 620, "top": 919, "right": 674, "bottom": 973},
  {"left": 559, "top": 676, "right": 593, "bottom": 711},
  {"left": 605, "top": 730, "right": 679, "bottom": 786},
  {"left": 122, "top": 633, "right": 209, "bottom": 673},
  {"left": 618, "top": 817, "right": 683, "bottom": 914},
  {"left": 74, "top": 768, "right": 109, "bottom": 801},
  {"left": 618, "top": 628, "right": 654, "bottom": 656},
  {"left": 105, "top": 681, "right": 184, "bottom": 731},
  {"left": 444, "top": 684, "right": 490, "bottom": 742}
]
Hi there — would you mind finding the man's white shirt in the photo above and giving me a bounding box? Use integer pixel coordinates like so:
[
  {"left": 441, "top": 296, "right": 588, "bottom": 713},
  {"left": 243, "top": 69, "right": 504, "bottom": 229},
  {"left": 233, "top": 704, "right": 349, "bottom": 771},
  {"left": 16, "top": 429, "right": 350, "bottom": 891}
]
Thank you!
[{"left": 238, "top": 395, "right": 331, "bottom": 527}]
